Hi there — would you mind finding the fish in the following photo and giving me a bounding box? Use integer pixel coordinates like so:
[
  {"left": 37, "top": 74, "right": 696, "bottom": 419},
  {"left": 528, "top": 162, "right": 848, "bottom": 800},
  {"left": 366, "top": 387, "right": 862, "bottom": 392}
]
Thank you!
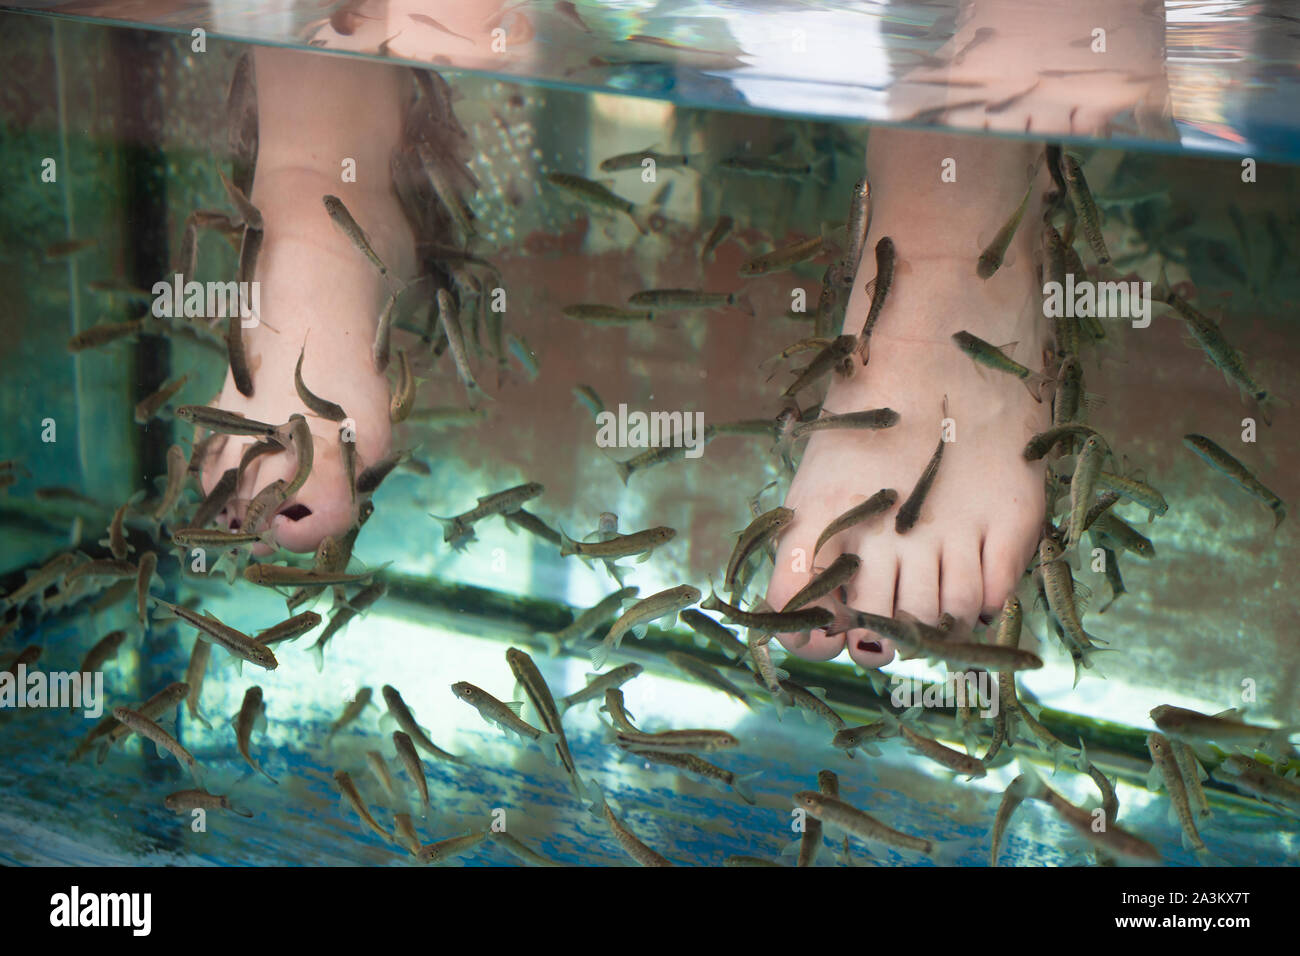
[
  {"left": 323, "top": 194, "right": 388, "bottom": 274},
  {"left": 1150, "top": 704, "right": 1297, "bottom": 756},
  {"left": 626, "top": 288, "right": 753, "bottom": 315},
  {"left": 747, "top": 631, "right": 788, "bottom": 701},
  {"left": 416, "top": 832, "right": 491, "bottom": 866},
  {"left": 430, "top": 481, "right": 544, "bottom": 549},
  {"left": 255, "top": 611, "right": 322, "bottom": 648},
  {"left": 164, "top": 789, "right": 252, "bottom": 818},
  {"left": 1036, "top": 538, "right": 1101, "bottom": 669},
  {"left": 175, "top": 405, "right": 283, "bottom": 440},
  {"left": 719, "top": 154, "right": 827, "bottom": 180},
  {"left": 1169, "top": 739, "right": 1211, "bottom": 822},
  {"left": 559, "top": 664, "right": 644, "bottom": 713},
  {"left": 1213, "top": 754, "right": 1300, "bottom": 812},
  {"left": 839, "top": 178, "right": 872, "bottom": 285},
  {"left": 1022, "top": 423, "right": 1101, "bottom": 461},
  {"left": 392, "top": 813, "right": 421, "bottom": 856},
  {"left": 1159, "top": 282, "right": 1272, "bottom": 415},
  {"left": 382, "top": 685, "right": 460, "bottom": 763},
  {"left": 832, "top": 721, "right": 892, "bottom": 756},
  {"left": 372, "top": 292, "right": 399, "bottom": 373},
  {"left": 169, "top": 527, "right": 274, "bottom": 551},
  {"left": 761, "top": 674, "right": 848, "bottom": 734},
  {"left": 601, "top": 688, "right": 640, "bottom": 733},
  {"left": 333, "top": 769, "right": 392, "bottom": 844},
  {"left": 183, "top": 638, "right": 213, "bottom": 729},
  {"left": 621, "top": 748, "right": 760, "bottom": 805},
  {"left": 153, "top": 599, "right": 279, "bottom": 671},
  {"left": 1183, "top": 434, "right": 1285, "bottom": 528},
  {"left": 899, "top": 722, "right": 986, "bottom": 778},
  {"left": 506, "top": 647, "right": 581, "bottom": 788},
  {"left": 294, "top": 346, "right": 348, "bottom": 421},
  {"left": 951, "top": 332, "right": 1048, "bottom": 401},
  {"left": 243, "top": 479, "right": 288, "bottom": 533},
  {"left": 451, "top": 681, "right": 554, "bottom": 748},
  {"left": 389, "top": 348, "right": 416, "bottom": 424},
  {"left": 1021, "top": 765, "right": 1161, "bottom": 864},
  {"left": 724, "top": 507, "right": 794, "bottom": 593},
  {"left": 780, "top": 553, "right": 861, "bottom": 612},
  {"left": 613, "top": 728, "right": 739, "bottom": 754},
  {"left": 392, "top": 731, "right": 430, "bottom": 810},
  {"left": 502, "top": 509, "right": 562, "bottom": 547},
  {"left": 63, "top": 558, "right": 137, "bottom": 586},
  {"left": 1061, "top": 155, "right": 1109, "bottom": 264},
  {"left": 600, "top": 794, "right": 674, "bottom": 866},
  {"left": 812, "top": 488, "right": 898, "bottom": 560},
  {"left": 218, "top": 164, "right": 263, "bottom": 230},
  {"left": 989, "top": 774, "right": 1030, "bottom": 866},
  {"left": 78, "top": 630, "right": 127, "bottom": 679},
  {"left": 134, "top": 374, "right": 190, "bottom": 424},
  {"left": 408, "top": 12, "right": 476, "bottom": 44},
  {"left": 791, "top": 790, "right": 963, "bottom": 861},
  {"left": 896, "top": 428, "right": 948, "bottom": 535},
  {"left": 976, "top": 181, "right": 1033, "bottom": 279},
  {"left": 1, "top": 552, "right": 82, "bottom": 610},
  {"left": 111, "top": 706, "right": 203, "bottom": 784},
  {"left": 855, "top": 237, "right": 896, "bottom": 362},
  {"left": 1146, "top": 732, "right": 1209, "bottom": 858},
  {"left": 700, "top": 590, "right": 832, "bottom": 638},
  {"left": 666, "top": 652, "right": 755, "bottom": 708},
  {"left": 153, "top": 444, "right": 189, "bottom": 525},
  {"left": 79, "top": 681, "right": 188, "bottom": 764},
  {"left": 191, "top": 466, "right": 240, "bottom": 528},
  {"left": 225, "top": 306, "right": 255, "bottom": 398},
  {"left": 135, "top": 551, "right": 156, "bottom": 627},
  {"left": 436, "top": 287, "right": 489, "bottom": 408},
  {"left": 739, "top": 235, "right": 828, "bottom": 277},
  {"left": 1065, "top": 435, "right": 1110, "bottom": 549},
  {"left": 101, "top": 498, "right": 136, "bottom": 560},
  {"left": 699, "top": 215, "right": 734, "bottom": 263},
  {"left": 67, "top": 318, "right": 145, "bottom": 352},
  {"left": 1090, "top": 512, "right": 1155, "bottom": 558},
  {"left": 613, "top": 429, "right": 718, "bottom": 484},
  {"left": 325, "top": 687, "right": 372, "bottom": 744},
  {"left": 679, "top": 609, "right": 747, "bottom": 661},
  {"left": 308, "top": 581, "right": 386, "bottom": 670},
  {"left": 489, "top": 831, "right": 560, "bottom": 867},
  {"left": 44, "top": 237, "right": 98, "bottom": 259},
  {"left": 559, "top": 526, "right": 676, "bottom": 563},
  {"left": 782, "top": 335, "right": 857, "bottom": 398},
  {"left": 546, "top": 172, "right": 649, "bottom": 233},
  {"left": 599, "top": 148, "right": 695, "bottom": 173},
  {"left": 561, "top": 304, "right": 654, "bottom": 324},
  {"left": 572, "top": 384, "right": 605, "bottom": 419},
  {"left": 242, "top": 563, "right": 379, "bottom": 588},
  {"left": 1043, "top": 224, "right": 1082, "bottom": 358},
  {"left": 1094, "top": 471, "right": 1168, "bottom": 521},
  {"left": 790, "top": 408, "right": 899, "bottom": 440},
  {"left": 233, "top": 686, "right": 276, "bottom": 783},
  {"left": 591, "top": 585, "right": 702, "bottom": 670},
  {"left": 540, "top": 588, "right": 640, "bottom": 658},
  {"left": 356, "top": 451, "right": 407, "bottom": 497},
  {"left": 415, "top": 143, "right": 476, "bottom": 240}
]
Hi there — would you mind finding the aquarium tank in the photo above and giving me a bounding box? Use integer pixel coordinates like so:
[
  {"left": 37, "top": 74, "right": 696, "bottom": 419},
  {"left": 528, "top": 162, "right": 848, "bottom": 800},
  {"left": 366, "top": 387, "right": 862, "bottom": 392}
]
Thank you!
[{"left": 0, "top": 0, "right": 1296, "bottom": 874}]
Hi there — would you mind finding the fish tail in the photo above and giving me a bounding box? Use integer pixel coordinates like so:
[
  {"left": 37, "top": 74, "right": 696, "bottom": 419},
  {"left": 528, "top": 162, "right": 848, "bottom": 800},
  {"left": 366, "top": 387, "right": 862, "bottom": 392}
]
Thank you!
[
  {"left": 627, "top": 205, "right": 652, "bottom": 236},
  {"left": 1272, "top": 500, "right": 1287, "bottom": 530},
  {"left": 308, "top": 640, "right": 326, "bottom": 674},
  {"left": 1023, "top": 369, "right": 1051, "bottom": 404},
  {"left": 614, "top": 459, "right": 633, "bottom": 486},
  {"left": 589, "top": 639, "right": 611, "bottom": 672},
  {"left": 823, "top": 609, "right": 854, "bottom": 638},
  {"left": 732, "top": 770, "right": 762, "bottom": 806},
  {"left": 930, "top": 835, "right": 978, "bottom": 865}
]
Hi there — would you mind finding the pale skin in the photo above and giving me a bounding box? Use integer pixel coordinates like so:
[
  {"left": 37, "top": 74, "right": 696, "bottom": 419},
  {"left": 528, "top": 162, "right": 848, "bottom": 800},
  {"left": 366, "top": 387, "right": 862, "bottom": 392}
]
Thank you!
[{"left": 201, "top": 2, "right": 1166, "bottom": 677}]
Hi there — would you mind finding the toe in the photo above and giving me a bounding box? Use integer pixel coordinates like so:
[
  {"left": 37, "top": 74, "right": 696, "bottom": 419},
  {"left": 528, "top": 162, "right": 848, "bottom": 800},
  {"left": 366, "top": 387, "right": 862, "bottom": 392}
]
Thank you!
[
  {"left": 980, "top": 524, "right": 1034, "bottom": 622},
  {"left": 939, "top": 536, "right": 986, "bottom": 635},
  {"left": 845, "top": 544, "right": 898, "bottom": 669},
  {"left": 769, "top": 534, "right": 844, "bottom": 663}
]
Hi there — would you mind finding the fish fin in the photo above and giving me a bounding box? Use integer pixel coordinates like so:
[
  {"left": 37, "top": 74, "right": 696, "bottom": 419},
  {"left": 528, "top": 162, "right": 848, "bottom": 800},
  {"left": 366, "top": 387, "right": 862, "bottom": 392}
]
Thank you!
[
  {"left": 308, "top": 641, "right": 326, "bottom": 673},
  {"left": 589, "top": 640, "right": 611, "bottom": 672},
  {"left": 930, "top": 836, "right": 978, "bottom": 865},
  {"left": 731, "top": 770, "right": 761, "bottom": 805}
]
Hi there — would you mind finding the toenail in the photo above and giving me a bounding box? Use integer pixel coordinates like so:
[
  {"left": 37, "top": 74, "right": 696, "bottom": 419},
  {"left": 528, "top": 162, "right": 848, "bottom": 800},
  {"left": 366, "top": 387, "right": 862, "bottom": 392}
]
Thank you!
[
  {"left": 978, "top": 613, "right": 993, "bottom": 626},
  {"left": 857, "top": 640, "right": 882, "bottom": 654},
  {"left": 279, "top": 503, "right": 313, "bottom": 521},
  {"left": 229, "top": 518, "right": 241, "bottom": 530}
]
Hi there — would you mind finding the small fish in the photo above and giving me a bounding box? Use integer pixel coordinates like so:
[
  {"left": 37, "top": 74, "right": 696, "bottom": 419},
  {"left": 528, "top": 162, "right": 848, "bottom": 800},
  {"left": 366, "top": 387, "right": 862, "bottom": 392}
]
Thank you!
[
  {"left": 832, "top": 721, "right": 891, "bottom": 756},
  {"left": 700, "top": 590, "right": 832, "bottom": 638},
  {"left": 326, "top": 687, "right": 373, "bottom": 744},
  {"left": 899, "top": 722, "right": 986, "bottom": 778},
  {"left": 280, "top": 415, "right": 315, "bottom": 500},
  {"left": 294, "top": 346, "right": 347, "bottom": 421},
  {"left": 560, "top": 526, "right": 675, "bottom": 563},
  {"left": 382, "top": 685, "right": 460, "bottom": 763},
  {"left": 782, "top": 335, "right": 857, "bottom": 398},
  {"left": 1090, "top": 512, "right": 1155, "bottom": 558},
  {"left": 546, "top": 172, "right": 649, "bottom": 233},
  {"left": 233, "top": 686, "right": 276, "bottom": 783},
  {"left": 430, "top": 482, "right": 544, "bottom": 549},
  {"left": 242, "top": 564, "right": 378, "bottom": 588},
  {"left": 1214, "top": 754, "right": 1300, "bottom": 812},
  {"left": 63, "top": 558, "right": 137, "bottom": 586},
  {"left": 243, "top": 479, "right": 288, "bottom": 533},
  {"left": 1022, "top": 423, "right": 1101, "bottom": 461},
  {"left": 614, "top": 728, "right": 739, "bottom": 754},
  {"left": 309, "top": 581, "right": 386, "bottom": 669},
  {"left": 592, "top": 585, "right": 701, "bottom": 670},
  {"left": 391, "top": 730, "right": 431, "bottom": 809},
  {"left": 698, "top": 215, "right": 734, "bottom": 263},
  {"left": 573, "top": 384, "right": 605, "bottom": 419},
  {"left": 989, "top": 774, "right": 1030, "bottom": 866},
  {"left": 502, "top": 509, "right": 562, "bottom": 547},
  {"left": 560, "top": 664, "right": 644, "bottom": 713},
  {"left": 1095, "top": 471, "right": 1168, "bottom": 521},
  {"left": 1036, "top": 538, "right": 1101, "bottom": 678},
  {"left": 451, "top": 681, "right": 552, "bottom": 746},
  {"left": 192, "top": 466, "right": 240, "bottom": 528},
  {"left": 505, "top": 646, "right": 578, "bottom": 774},
  {"left": 666, "top": 652, "right": 754, "bottom": 708},
  {"left": 1021, "top": 765, "right": 1161, "bottom": 864},
  {"left": 1065, "top": 435, "right": 1110, "bottom": 550},
  {"left": 561, "top": 304, "right": 654, "bottom": 324},
  {"left": 1146, "top": 732, "right": 1208, "bottom": 857},
  {"left": 323, "top": 195, "right": 388, "bottom": 275},
  {"left": 100, "top": 497, "right": 136, "bottom": 561},
  {"left": 169, "top": 526, "right": 273, "bottom": 551},
  {"left": 1169, "top": 738, "right": 1211, "bottom": 822},
  {"left": 601, "top": 688, "right": 640, "bottom": 733},
  {"left": 976, "top": 181, "right": 1033, "bottom": 279},
  {"left": 762, "top": 675, "right": 848, "bottom": 734},
  {"left": 154, "top": 599, "right": 279, "bottom": 671},
  {"left": 372, "top": 292, "right": 399, "bottom": 373},
  {"left": 896, "top": 429, "right": 946, "bottom": 535},
  {"left": 175, "top": 405, "right": 282, "bottom": 440},
  {"left": 225, "top": 307, "right": 254, "bottom": 398},
  {"left": 135, "top": 551, "right": 156, "bottom": 627},
  {"left": 333, "top": 769, "right": 392, "bottom": 844},
  {"left": 81, "top": 682, "right": 187, "bottom": 764},
  {"left": 1061, "top": 155, "right": 1109, "bottom": 264},
  {"left": 356, "top": 451, "right": 406, "bottom": 496},
  {"left": 67, "top": 318, "right": 145, "bottom": 352},
  {"left": 387, "top": 348, "right": 416, "bottom": 426},
  {"left": 254, "top": 611, "right": 322, "bottom": 648},
  {"left": 489, "top": 831, "right": 560, "bottom": 867},
  {"left": 613, "top": 429, "right": 717, "bottom": 484},
  {"left": 622, "top": 749, "right": 760, "bottom": 805},
  {"left": 812, "top": 488, "right": 898, "bottom": 560},
  {"left": 408, "top": 12, "right": 476, "bottom": 44},
  {"left": 951, "top": 332, "right": 1048, "bottom": 401},
  {"left": 679, "top": 609, "right": 747, "bottom": 661},
  {"left": 791, "top": 791, "right": 959, "bottom": 861},
  {"left": 599, "top": 148, "right": 694, "bottom": 173},
  {"left": 855, "top": 237, "right": 896, "bottom": 363},
  {"left": 218, "top": 164, "right": 263, "bottom": 230},
  {"left": 183, "top": 639, "right": 213, "bottom": 729},
  {"left": 415, "top": 143, "right": 476, "bottom": 240},
  {"left": 724, "top": 507, "right": 794, "bottom": 593},
  {"left": 600, "top": 795, "right": 673, "bottom": 866},
  {"left": 626, "top": 288, "right": 752, "bottom": 315},
  {"left": 780, "top": 553, "right": 861, "bottom": 612},
  {"left": 112, "top": 706, "right": 203, "bottom": 784},
  {"left": 164, "top": 788, "right": 252, "bottom": 818},
  {"left": 392, "top": 813, "right": 421, "bottom": 857},
  {"left": 1150, "top": 704, "right": 1296, "bottom": 756},
  {"left": 840, "top": 178, "right": 872, "bottom": 285},
  {"left": 739, "top": 235, "right": 827, "bottom": 277},
  {"left": 1183, "top": 434, "right": 1285, "bottom": 528},
  {"left": 77, "top": 630, "right": 126, "bottom": 678},
  {"left": 1159, "top": 281, "right": 1271, "bottom": 415},
  {"left": 790, "top": 408, "right": 899, "bottom": 440},
  {"left": 44, "top": 237, "right": 98, "bottom": 259},
  {"left": 1, "top": 552, "right": 81, "bottom": 610},
  {"left": 541, "top": 588, "right": 640, "bottom": 657},
  {"left": 437, "top": 287, "right": 489, "bottom": 408},
  {"left": 134, "top": 374, "right": 190, "bottom": 424},
  {"left": 153, "top": 444, "right": 189, "bottom": 525},
  {"left": 719, "top": 154, "right": 826, "bottom": 180}
]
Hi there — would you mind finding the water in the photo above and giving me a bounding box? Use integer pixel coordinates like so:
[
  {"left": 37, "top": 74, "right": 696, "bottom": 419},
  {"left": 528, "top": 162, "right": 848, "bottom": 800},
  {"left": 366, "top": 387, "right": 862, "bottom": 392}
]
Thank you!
[{"left": 1, "top": 5, "right": 1298, "bottom": 868}]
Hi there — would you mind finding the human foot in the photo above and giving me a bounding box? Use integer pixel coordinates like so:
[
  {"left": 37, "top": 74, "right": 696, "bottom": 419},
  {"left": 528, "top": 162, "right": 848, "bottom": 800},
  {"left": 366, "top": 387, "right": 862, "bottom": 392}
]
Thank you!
[
  {"left": 195, "top": 49, "right": 416, "bottom": 555},
  {"left": 765, "top": 130, "right": 1052, "bottom": 670}
]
